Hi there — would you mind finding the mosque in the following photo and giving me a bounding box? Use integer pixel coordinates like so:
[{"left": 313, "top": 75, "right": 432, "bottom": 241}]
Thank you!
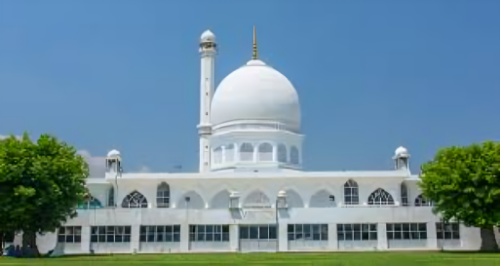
[{"left": 28, "top": 27, "right": 483, "bottom": 254}]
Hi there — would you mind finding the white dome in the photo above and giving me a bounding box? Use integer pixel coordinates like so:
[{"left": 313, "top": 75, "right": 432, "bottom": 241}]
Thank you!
[
  {"left": 107, "top": 149, "right": 121, "bottom": 157},
  {"left": 395, "top": 146, "right": 408, "bottom": 156},
  {"left": 200, "top": 30, "right": 216, "bottom": 43},
  {"left": 211, "top": 59, "right": 301, "bottom": 132}
]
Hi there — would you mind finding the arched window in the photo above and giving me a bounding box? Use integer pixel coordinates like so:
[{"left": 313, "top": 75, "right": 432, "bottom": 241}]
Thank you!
[
  {"left": 277, "top": 144, "right": 287, "bottom": 163},
  {"left": 240, "top": 143, "right": 254, "bottom": 162},
  {"left": 401, "top": 183, "right": 408, "bottom": 206},
  {"left": 157, "top": 182, "right": 170, "bottom": 208},
  {"left": 415, "top": 194, "right": 433, "bottom": 206},
  {"left": 78, "top": 197, "right": 103, "bottom": 210},
  {"left": 258, "top": 143, "right": 273, "bottom": 161},
  {"left": 213, "top": 147, "right": 222, "bottom": 164},
  {"left": 290, "top": 146, "right": 299, "bottom": 165},
  {"left": 368, "top": 188, "right": 395, "bottom": 205},
  {"left": 226, "top": 144, "right": 234, "bottom": 162},
  {"left": 344, "top": 180, "right": 359, "bottom": 205},
  {"left": 121, "top": 191, "right": 148, "bottom": 208},
  {"left": 108, "top": 187, "right": 115, "bottom": 207}
]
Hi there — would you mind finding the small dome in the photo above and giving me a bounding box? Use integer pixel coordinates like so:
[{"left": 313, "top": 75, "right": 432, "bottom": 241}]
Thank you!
[
  {"left": 211, "top": 60, "right": 301, "bottom": 132},
  {"left": 107, "top": 149, "right": 121, "bottom": 157},
  {"left": 395, "top": 146, "right": 409, "bottom": 156},
  {"left": 200, "top": 30, "right": 216, "bottom": 43}
]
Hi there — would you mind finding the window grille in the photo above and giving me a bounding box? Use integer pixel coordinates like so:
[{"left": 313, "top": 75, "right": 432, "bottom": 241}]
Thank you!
[
  {"left": 368, "top": 188, "right": 395, "bottom": 205},
  {"left": 189, "top": 225, "right": 229, "bottom": 242},
  {"left": 386, "top": 223, "right": 427, "bottom": 240},
  {"left": 140, "top": 225, "right": 180, "bottom": 242},
  {"left": 91, "top": 226, "right": 131, "bottom": 243},
  {"left": 337, "top": 224, "right": 377, "bottom": 241},
  {"left": 287, "top": 224, "right": 328, "bottom": 241},
  {"left": 344, "top": 180, "right": 359, "bottom": 205},
  {"left": 121, "top": 191, "right": 148, "bottom": 208},
  {"left": 58, "top": 226, "right": 82, "bottom": 243}
]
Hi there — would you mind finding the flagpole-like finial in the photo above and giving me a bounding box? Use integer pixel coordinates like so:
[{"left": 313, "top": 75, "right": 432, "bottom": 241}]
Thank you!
[{"left": 252, "top": 26, "right": 258, "bottom": 60}]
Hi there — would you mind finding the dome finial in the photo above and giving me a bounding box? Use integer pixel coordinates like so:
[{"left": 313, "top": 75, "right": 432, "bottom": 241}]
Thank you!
[{"left": 252, "top": 26, "right": 258, "bottom": 60}]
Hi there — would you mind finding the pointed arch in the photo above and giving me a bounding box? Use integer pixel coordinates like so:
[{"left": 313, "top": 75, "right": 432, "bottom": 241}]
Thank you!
[
  {"left": 240, "top": 143, "right": 254, "bottom": 161},
  {"left": 401, "top": 183, "right": 408, "bottom": 206},
  {"left": 368, "top": 188, "right": 394, "bottom": 205},
  {"left": 177, "top": 191, "right": 205, "bottom": 209},
  {"left": 258, "top": 143, "right": 273, "bottom": 161},
  {"left": 225, "top": 144, "right": 234, "bottom": 162},
  {"left": 415, "top": 194, "right": 433, "bottom": 206},
  {"left": 243, "top": 190, "right": 271, "bottom": 208},
  {"left": 290, "top": 146, "right": 299, "bottom": 164},
  {"left": 283, "top": 189, "right": 304, "bottom": 208},
  {"left": 277, "top": 144, "right": 287, "bottom": 163},
  {"left": 78, "top": 195, "right": 103, "bottom": 209},
  {"left": 121, "top": 191, "right": 148, "bottom": 208},
  {"left": 310, "top": 190, "right": 336, "bottom": 208},
  {"left": 344, "top": 180, "right": 359, "bottom": 205},
  {"left": 157, "top": 182, "right": 170, "bottom": 208},
  {"left": 210, "top": 190, "right": 231, "bottom": 209},
  {"left": 213, "top": 146, "right": 222, "bottom": 164}
]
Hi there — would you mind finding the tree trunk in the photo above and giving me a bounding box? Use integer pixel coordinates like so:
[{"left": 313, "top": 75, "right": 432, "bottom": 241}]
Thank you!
[
  {"left": 0, "top": 232, "right": 4, "bottom": 256},
  {"left": 22, "top": 232, "right": 40, "bottom": 257},
  {"left": 480, "top": 226, "right": 499, "bottom": 252}
]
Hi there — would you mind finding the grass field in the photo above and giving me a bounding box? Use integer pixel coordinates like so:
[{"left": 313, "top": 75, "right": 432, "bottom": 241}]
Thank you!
[{"left": 1, "top": 252, "right": 500, "bottom": 266}]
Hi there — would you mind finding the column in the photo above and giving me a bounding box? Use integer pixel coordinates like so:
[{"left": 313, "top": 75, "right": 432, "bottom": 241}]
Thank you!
[
  {"left": 272, "top": 144, "right": 278, "bottom": 162},
  {"left": 328, "top": 223, "right": 338, "bottom": 250},
  {"left": 278, "top": 222, "right": 287, "bottom": 252},
  {"left": 81, "top": 226, "right": 91, "bottom": 253},
  {"left": 377, "top": 223, "right": 388, "bottom": 250},
  {"left": 426, "top": 222, "right": 438, "bottom": 249},
  {"left": 229, "top": 224, "right": 239, "bottom": 252},
  {"left": 180, "top": 222, "right": 190, "bottom": 252},
  {"left": 131, "top": 225, "right": 140, "bottom": 253}
]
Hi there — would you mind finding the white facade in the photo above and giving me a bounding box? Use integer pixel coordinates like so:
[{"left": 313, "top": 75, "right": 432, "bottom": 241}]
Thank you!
[{"left": 28, "top": 28, "right": 483, "bottom": 255}]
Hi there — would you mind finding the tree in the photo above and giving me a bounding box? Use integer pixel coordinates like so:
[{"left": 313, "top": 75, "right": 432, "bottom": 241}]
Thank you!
[
  {"left": 0, "top": 133, "right": 88, "bottom": 256},
  {"left": 419, "top": 140, "right": 500, "bottom": 251}
]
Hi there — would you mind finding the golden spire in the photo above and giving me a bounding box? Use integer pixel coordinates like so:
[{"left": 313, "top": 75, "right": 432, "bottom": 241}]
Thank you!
[{"left": 252, "top": 26, "right": 258, "bottom": 60}]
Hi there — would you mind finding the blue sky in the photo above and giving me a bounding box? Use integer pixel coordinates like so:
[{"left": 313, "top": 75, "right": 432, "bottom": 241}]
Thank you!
[{"left": 0, "top": 0, "right": 499, "bottom": 173}]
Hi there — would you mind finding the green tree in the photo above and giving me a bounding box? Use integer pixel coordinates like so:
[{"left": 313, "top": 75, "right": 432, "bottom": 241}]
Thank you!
[
  {"left": 0, "top": 133, "right": 88, "bottom": 256},
  {"left": 419, "top": 140, "right": 500, "bottom": 251}
]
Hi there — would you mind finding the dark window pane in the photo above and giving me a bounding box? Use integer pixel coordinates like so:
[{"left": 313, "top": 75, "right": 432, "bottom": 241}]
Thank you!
[
  {"left": 165, "top": 233, "right": 172, "bottom": 242},
  {"left": 259, "top": 226, "right": 269, "bottom": 239},
  {"left": 222, "top": 233, "right": 229, "bottom": 241},
  {"left": 288, "top": 224, "right": 294, "bottom": 233},
  {"left": 370, "top": 232, "right": 377, "bottom": 240},
  {"left": 206, "top": 225, "right": 213, "bottom": 233},
  {"left": 387, "top": 232, "right": 393, "bottom": 240},
  {"left": 240, "top": 227, "right": 249, "bottom": 239},
  {"left": 445, "top": 232, "right": 452, "bottom": 239},
  {"left": 411, "top": 232, "right": 419, "bottom": 240},
  {"left": 206, "top": 233, "right": 213, "bottom": 241},
  {"left": 437, "top": 232, "right": 443, "bottom": 239},
  {"left": 402, "top": 224, "right": 410, "bottom": 231},
  {"left": 296, "top": 224, "right": 303, "bottom": 233},
  {"left": 189, "top": 233, "right": 195, "bottom": 241},
  {"left": 58, "top": 235, "right": 65, "bottom": 243},
  {"left": 99, "top": 227, "right": 105, "bottom": 234},
  {"left": 157, "top": 226, "right": 165, "bottom": 233},
  {"left": 452, "top": 232, "right": 460, "bottom": 239},
  {"left": 214, "top": 233, "right": 221, "bottom": 241},
  {"left": 173, "top": 225, "right": 180, "bottom": 233},
  {"left": 269, "top": 226, "right": 277, "bottom": 239},
  {"left": 98, "top": 235, "right": 106, "bottom": 242},
  {"left": 115, "top": 235, "right": 123, "bottom": 243},
  {"left": 197, "top": 234, "right": 205, "bottom": 241},
  {"left": 304, "top": 225, "right": 311, "bottom": 234},
  {"left": 106, "top": 235, "right": 114, "bottom": 242},
  {"left": 345, "top": 224, "right": 352, "bottom": 231},
  {"left": 353, "top": 224, "right": 361, "bottom": 231},
  {"left": 419, "top": 223, "right": 427, "bottom": 231},
  {"left": 337, "top": 224, "right": 343, "bottom": 232},
  {"left": 411, "top": 224, "right": 418, "bottom": 231},
  {"left": 250, "top": 227, "right": 258, "bottom": 239},
  {"left": 345, "top": 232, "right": 353, "bottom": 240},
  {"left": 420, "top": 232, "right": 427, "bottom": 239},
  {"left": 222, "top": 225, "right": 229, "bottom": 233},
  {"left": 403, "top": 232, "right": 410, "bottom": 239},
  {"left": 370, "top": 224, "right": 377, "bottom": 231},
  {"left": 321, "top": 233, "right": 328, "bottom": 241},
  {"left": 157, "top": 234, "right": 164, "bottom": 242},
  {"left": 59, "top": 227, "right": 66, "bottom": 235},
  {"left": 91, "top": 235, "right": 97, "bottom": 243},
  {"left": 198, "top": 225, "right": 205, "bottom": 233},
  {"left": 313, "top": 233, "right": 320, "bottom": 240},
  {"left": 394, "top": 232, "right": 402, "bottom": 239},
  {"left": 395, "top": 224, "right": 402, "bottom": 231},
  {"left": 354, "top": 232, "right": 361, "bottom": 240},
  {"left": 362, "top": 232, "right": 369, "bottom": 240},
  {"left": 66, "top": 235, "right": 74, "bottom": 243},
  {"left": 386, "top": 224, "right": 393, "bottom": 231},
  {"left": 452, "top": 224, "right": 459, "bottom": 231},
  {"left": 140, "top": 235, "right": 146, "bottom": 242},
  {"left": 124, "top": 235, "right": 131, "bottom": 242},
  {"left": 125, "top": 227, "right": 131, "bottom": 234},
  {"left": 173, "top": 234, "right": 180, "bottom": 242},
  {"left": 288, "top": 233, "right": 295, "bottom": 240},
  {"left": 140, "top": 226, "right": 147, "bottom": 234}
]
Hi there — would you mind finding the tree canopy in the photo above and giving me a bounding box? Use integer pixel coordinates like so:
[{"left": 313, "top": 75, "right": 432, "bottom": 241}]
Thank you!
[
  {"left": 419, "top": 140, "right": 500, "bottom": 251},
  {"left": 0, "top": 133, "right": 88, "bottom": 255}
]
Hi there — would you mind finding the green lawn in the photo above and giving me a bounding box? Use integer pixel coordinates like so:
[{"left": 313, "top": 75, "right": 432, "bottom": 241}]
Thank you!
[{"left": 0, "top": 252, "right": 499, "bottom": 266}]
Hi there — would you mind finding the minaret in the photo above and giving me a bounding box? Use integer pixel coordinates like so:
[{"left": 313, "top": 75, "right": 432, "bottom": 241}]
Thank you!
[{"left": 197, "top": 30, "right": 217, "bottom": 173}]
